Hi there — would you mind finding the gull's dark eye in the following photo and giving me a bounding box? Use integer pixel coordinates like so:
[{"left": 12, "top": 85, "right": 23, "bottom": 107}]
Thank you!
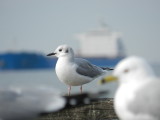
[
  {"left": 59, "top": 49, "right": 62, "bottom": 52},
  {"left": 65, "top": 49, "right": 69, "bottom": 53},
  {"left": 124, "top": 69, "right": 129, "bottom": 73}
]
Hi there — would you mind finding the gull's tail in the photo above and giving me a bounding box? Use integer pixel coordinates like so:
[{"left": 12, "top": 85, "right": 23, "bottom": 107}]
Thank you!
[{"left": 101, "top": 67, "right": 114, "bottom": 71}]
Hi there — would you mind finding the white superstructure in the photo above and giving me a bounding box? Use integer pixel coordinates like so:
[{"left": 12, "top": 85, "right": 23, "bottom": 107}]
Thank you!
[{"left": 76, "top": 25, "right": 125, "bottom": 58}]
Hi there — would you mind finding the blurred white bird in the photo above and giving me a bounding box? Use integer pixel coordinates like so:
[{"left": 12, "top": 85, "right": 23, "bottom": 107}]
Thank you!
[
  {"left": 99, "top": 56, "right": 160, "bottom": 120},
  {"left": 47, "top": 44, "right": 113, "bottom": 95},
  {"left": 0, "top": 86, "right": 106, "bottom": 120},
  {"left": 0, "top": 86, "right": 65, "bottom": 120}
]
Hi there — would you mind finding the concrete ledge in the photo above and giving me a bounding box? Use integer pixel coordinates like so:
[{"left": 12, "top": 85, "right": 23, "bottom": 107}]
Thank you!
[{"left": 38, "top": 98, "right": 118, "bottom": 120}]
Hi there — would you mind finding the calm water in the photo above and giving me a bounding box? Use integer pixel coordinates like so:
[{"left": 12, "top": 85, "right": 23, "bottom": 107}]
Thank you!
[{"left": 0, "top": 64, "right": 160, "bottom": 98}]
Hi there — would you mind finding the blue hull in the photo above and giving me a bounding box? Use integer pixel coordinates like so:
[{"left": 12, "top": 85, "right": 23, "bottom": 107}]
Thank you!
[{"left": 0, "top": 53, "right": 124, "bottom": 70}]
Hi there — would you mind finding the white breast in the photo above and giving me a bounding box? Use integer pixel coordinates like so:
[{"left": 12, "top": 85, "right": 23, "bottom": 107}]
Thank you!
[
  {"left": 114, "top": 82, "right": 143, "bottom": 120},
  {"left": 55, "top": 58, "right": 92, "bottom": 86},
  {"left": 55, "top": 58, "right": 72, "bottom": 84}
]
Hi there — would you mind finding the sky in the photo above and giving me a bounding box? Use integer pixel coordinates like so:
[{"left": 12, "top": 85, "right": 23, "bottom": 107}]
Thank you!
[{"left": 0, "top": 0, "right": 160, "bottom": 63}]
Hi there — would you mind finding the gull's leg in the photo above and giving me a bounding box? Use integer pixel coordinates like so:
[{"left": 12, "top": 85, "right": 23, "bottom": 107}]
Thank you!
[
  {"left": 68, "top": 86, "right": 71, "bottom": 96},
  {"left": 80, "top": 85, "right": 82, "bottom": 94}
]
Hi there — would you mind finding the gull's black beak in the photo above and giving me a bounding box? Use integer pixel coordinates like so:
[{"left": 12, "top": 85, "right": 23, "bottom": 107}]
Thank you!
[{"left": 47, "top": 52, "right": 56, "bottom": 56}]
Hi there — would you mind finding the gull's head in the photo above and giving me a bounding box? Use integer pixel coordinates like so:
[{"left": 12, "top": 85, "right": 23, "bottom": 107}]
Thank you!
[
  {"left": 114, "top": 56, "right": 155, "bottom": 83},
  {"left": 47, "top": 44, "right": 74, "bottom": 58},
  {"left": 99, "top": 56, "right": 155, "bottom": 85}
]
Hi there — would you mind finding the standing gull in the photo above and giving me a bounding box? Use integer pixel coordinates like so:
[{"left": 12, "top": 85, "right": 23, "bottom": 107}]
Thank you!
[
  {"left": 47, "top": 44, "right": 113, "bottom": 95},
  {"left": 99, "top": 56, "right": 160, "bottom": 120}
]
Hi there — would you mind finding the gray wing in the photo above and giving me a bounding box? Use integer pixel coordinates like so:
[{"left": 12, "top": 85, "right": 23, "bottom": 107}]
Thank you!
[
  {"left": 128, "top": 80, "right": 160, "bottom": 118},
  {"left": 75, "top": 58, "right": 105, "bottom": 78},
  {"left": 0, "top": 87, "right": 65, "bottom": 120}
]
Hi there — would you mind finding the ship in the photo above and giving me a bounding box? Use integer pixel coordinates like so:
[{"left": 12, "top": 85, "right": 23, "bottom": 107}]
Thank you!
[
  {"left": 0, "top": 52, "right": 55, "bottom": 70},
  {"left": 0, "top": 24, "right": 125, "bottom": 70},
  {"left": 75, "top": 23, "right": 125, "bottom": 67}
]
